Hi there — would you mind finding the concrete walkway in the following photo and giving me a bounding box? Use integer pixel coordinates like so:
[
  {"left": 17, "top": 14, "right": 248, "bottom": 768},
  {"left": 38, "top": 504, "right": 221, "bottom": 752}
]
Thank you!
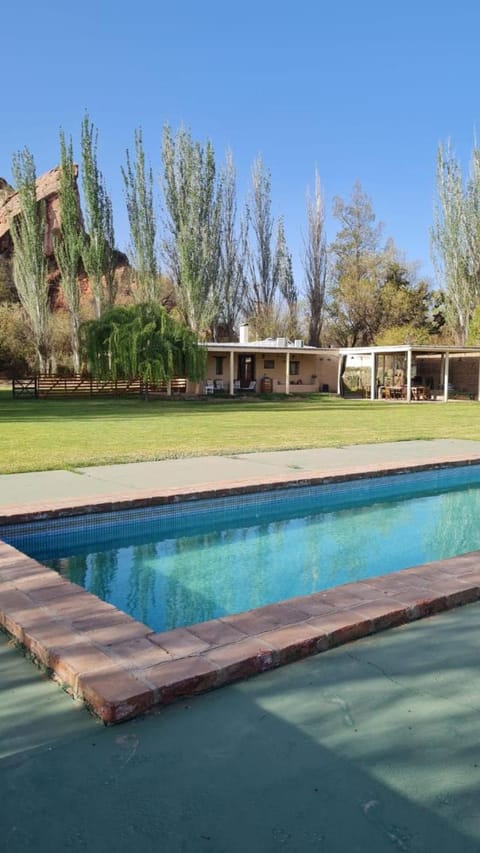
[
  {"left": 2, "top": 438, "right": 480, "bottom": 507},
  {"left": 2, "top": 601, "right": 480, "bottom": 852}
]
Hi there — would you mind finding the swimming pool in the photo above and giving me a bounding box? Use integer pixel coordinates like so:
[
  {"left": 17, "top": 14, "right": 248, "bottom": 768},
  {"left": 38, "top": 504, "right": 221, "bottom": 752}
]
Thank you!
[{"left": 3, "top": 464, "right": 480, "bottom": 634}]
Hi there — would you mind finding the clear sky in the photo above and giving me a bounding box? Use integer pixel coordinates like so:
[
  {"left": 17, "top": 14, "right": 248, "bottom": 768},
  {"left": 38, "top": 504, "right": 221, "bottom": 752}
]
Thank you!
[{"left": 2, "top": 0, "right": 480, "bottom": 289}]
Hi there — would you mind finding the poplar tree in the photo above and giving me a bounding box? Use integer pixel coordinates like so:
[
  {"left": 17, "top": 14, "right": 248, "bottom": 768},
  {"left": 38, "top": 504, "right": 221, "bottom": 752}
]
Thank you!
[
  {"left": 245, "top": 156, "right": 276, "bottom": 331},
  {"left": 162, "top": 126, "right": 222, "bottom": 337},
  {"left": 303, "top": 170, "right": 327, "bottom": 346},
  {"left": 54, "top": 131, "right": 83, "bottom": 372},
  {"left": 273, "top": 216, "right": 298, "bottom": 338},
  {"left": 122, "top": 128, "right": 159, "bottom": 303},
  {"left": 218, "top": 150, "right": 247, "bottom": 339},
  {"left": 80, "top": 114, "right": 116, "bottom": 317},
  {"left": 431, "top": 143, "right": 473, "bottom": 344},
  {"left": 9, "top": 148, "right": 51, "bottom": 372}
]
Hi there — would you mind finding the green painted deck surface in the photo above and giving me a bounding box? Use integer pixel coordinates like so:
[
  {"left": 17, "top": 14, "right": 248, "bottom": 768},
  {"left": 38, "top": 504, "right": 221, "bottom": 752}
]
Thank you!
[{"left": 2, "top": 601, "right": 480, "bottom": 852}]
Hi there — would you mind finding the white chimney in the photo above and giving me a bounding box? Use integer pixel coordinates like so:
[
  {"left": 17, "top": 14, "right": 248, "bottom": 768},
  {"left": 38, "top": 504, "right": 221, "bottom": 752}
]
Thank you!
[
  {"left": 294, "top": 339, "right": 304, "bottom": 348},
  {"left": 276, "top": 337, "right": 287, "bottom": 348},
  {"left": 239, "top": 323, "right": 249, "bottom": 344}
]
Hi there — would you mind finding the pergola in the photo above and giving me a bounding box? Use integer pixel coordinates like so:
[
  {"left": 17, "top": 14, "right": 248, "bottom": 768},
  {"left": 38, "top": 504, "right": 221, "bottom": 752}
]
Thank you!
[{"left": 337, "top": 344, "right": 480, "bottom": 402}]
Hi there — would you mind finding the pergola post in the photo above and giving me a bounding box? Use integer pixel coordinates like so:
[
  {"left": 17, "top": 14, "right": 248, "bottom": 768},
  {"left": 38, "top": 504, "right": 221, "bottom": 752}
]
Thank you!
[
  {"left": 285, "top": 351, "right": 290, "bottom": 395},
  {"left": 337, "top": 356, "right": 343, "bottom": 395},
  {"left": 229, "top": 350, "right": 235, "bottom": 396},
  {"left": 406, "top": 349, "right": 412, "bottom": 403},
  {"left": 443, "top": 352, "right": 450, "bottom": 402},
  {"left": 370, "top": 351, "right": 376, "bottom": 400}
]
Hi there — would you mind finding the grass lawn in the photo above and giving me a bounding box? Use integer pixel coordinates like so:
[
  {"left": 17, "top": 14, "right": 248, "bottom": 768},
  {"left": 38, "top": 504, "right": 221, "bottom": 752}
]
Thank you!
[{"left": 1, "top": 389, "right": 480, "bottom": 474}]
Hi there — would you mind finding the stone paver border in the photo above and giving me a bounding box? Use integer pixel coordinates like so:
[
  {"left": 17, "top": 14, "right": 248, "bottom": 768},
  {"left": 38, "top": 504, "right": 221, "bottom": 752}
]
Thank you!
[{"left": 1, "top": 453, "right": 480, "bottom": 724}]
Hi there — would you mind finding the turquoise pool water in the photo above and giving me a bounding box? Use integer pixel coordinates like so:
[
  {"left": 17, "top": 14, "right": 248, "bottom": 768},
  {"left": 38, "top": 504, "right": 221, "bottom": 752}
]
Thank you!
[{"left": 3, "top": 465, "right": 480, "bottom": 633}]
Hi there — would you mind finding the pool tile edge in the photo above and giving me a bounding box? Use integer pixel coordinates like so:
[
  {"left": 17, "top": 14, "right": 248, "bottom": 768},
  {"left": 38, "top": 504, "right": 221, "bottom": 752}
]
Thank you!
[
  {"left": 2, "top": 538, "right": 480, "bottom": 723},
  {"left": 2, "top": 453, "right": 480, "bottom": 525}
]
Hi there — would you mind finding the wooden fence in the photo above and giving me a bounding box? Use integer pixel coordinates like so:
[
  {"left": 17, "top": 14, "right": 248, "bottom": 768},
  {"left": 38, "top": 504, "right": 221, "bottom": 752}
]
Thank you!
[{"left": 12, "top": 376, "right": 188, "bottom": 399}]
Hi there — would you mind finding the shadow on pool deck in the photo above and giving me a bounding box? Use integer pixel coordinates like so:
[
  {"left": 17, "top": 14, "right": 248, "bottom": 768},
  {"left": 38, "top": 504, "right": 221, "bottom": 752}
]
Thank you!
[{"left": 2, "top": 602, "right": 480, "bottom": 852}]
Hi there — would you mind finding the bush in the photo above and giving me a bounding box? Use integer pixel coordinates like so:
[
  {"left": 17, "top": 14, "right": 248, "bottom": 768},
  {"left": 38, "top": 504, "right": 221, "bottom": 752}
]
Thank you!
[{"left": 0, "top": 303, "right": 36, "bottom": 376}]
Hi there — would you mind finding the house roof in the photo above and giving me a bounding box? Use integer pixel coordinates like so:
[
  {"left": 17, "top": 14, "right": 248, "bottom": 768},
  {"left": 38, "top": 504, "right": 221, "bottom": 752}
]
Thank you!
[{"left": 205, "top": 339, "right": 337, "bottom": 355}]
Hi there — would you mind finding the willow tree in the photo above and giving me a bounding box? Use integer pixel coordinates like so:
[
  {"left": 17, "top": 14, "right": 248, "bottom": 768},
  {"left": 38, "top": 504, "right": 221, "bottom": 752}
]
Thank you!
[
  {"left": 162, "top": 126, "right": 222, "bottom": 336},
  {"left": 81, "top": 114, "right": 116, "bottom": 317},
  {"left": 54, "top": 131, "right": 83, "bottom": 371},
  {"left": 82, "top": 303, "right": 206, "bottom": 385},
  {"left": 9, "top": 148, "right": 51, "bottom": 372},
  {"left": 122, "top": 128, "right": 159, "bottom": 303}
]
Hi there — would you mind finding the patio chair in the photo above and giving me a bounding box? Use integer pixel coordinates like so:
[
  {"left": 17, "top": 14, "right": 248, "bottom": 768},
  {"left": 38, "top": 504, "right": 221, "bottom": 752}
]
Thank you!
[
  {"left": 204, "top": 379, "right": 214, "bottom": 394},
  {"left": 233, "top": 380, "right": 241, "bottom": 392},
  {"left": 214, "top": 379, "right": 224, "bottom": 392},
  {"left": 244, "top": 380, "right": 257, "bottom": 392}
]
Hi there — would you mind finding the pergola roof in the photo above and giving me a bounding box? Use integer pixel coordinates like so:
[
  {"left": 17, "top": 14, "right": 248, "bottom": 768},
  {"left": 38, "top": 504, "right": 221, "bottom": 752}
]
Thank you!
[{"left": 339, "top": 344, "right": 480, "bottom": 355}]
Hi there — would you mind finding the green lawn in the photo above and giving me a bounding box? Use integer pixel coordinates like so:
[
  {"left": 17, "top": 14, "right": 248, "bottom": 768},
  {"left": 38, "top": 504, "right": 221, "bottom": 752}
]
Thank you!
[{"left": 1, "top": 389, "right": 480, "bottom": 474}]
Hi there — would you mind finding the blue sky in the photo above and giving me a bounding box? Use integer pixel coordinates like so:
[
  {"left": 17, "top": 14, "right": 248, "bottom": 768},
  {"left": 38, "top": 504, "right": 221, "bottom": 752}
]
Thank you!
[{"left": 2, "top": 0, "right": 480, "bottom": 288}]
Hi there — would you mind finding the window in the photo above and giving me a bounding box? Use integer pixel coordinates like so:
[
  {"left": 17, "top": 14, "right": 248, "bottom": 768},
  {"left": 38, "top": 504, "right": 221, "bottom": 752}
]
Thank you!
[
  {"left": 264, "top": 359, "right": 275, "bottom": 369},
  {"left": 289, "top": 361, "right": 300, "bottom": 376},
  {"left": 215, "top": 357, "right": 224, "bottom": 376}
]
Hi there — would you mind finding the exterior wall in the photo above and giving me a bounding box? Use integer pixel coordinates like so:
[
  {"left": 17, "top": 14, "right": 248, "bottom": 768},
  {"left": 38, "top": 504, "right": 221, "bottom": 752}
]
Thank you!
[
  {"left": 205, "top": 350, "right": 339, "bottom": 393},
  {"left": 415, "top": 355, "right": 480, "bottom": 397},
  {"left": 449, "top": 357, "right": 479, "bottom": 396}
]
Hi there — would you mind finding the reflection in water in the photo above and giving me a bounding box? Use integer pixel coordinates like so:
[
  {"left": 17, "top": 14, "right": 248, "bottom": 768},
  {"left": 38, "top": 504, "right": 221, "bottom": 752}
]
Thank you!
[
  {"left": 26, "top": 481, "right": 480, "bottom": 633},
  {"left": 127, "top": 543, "right": 158, "bottom": 625}
]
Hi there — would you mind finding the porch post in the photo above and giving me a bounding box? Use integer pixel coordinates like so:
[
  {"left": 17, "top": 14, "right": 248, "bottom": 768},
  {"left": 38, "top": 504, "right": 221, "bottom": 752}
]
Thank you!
[
  {"left": 443, "top": 352, "right": 450, "bottom": 402},
  {"left": 286, "top": 351, "right": 290, "bottom": 395},
  {"left": 230, "top": 350, "right": 234, "bottom": 396},
  {"left": 406, "top": 349, "right": 412, "bottom": 403},
  {"left": 337, "top": 355, "right": 342, "bottom": 395},
  {"left": 370, "top": 351, "right": 376, "bottom": 400}
]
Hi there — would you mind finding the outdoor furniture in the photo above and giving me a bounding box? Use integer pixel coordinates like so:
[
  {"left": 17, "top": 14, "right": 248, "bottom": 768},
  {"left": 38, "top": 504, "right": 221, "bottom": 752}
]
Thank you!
[
  {"left": 412, "top": 385, "right": 427, "bottom": 401},
  {"left": 214, "top": 379, "right": 224, "bottom": 392},
  {"left": 204, "top": 379, "right": 214, "bottom": 394}
]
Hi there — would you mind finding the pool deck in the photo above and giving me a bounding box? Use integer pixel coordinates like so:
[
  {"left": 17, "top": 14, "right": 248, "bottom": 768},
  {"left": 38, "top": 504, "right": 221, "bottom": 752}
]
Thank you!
[{"left": 2, "top": 438, "right": 480, "bottom": 723}]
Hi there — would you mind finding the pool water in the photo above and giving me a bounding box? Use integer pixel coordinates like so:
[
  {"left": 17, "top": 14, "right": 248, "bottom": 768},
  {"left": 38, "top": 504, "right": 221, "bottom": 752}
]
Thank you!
[{"left": 3, "top": 465, "right": 480, "bottom": 633}]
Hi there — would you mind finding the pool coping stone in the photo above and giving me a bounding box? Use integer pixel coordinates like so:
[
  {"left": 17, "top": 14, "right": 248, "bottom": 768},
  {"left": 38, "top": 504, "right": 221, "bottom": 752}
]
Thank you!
[{"left": 1, "top": 453, "right": 480, "bottom": 723}]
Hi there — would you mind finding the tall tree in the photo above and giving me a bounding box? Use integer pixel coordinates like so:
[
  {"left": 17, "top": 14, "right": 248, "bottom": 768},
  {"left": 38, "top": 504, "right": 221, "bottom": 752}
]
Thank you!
[
  {"left": 54, "top": 131, "right": 83, "bottom": 372},
  {"left": 273, "top": 216, "right": 298, "bottom": 338},
  {"left": 162, "top": 126, "right": 222, "bottom": 337},
  {"left": 217, "top": 150, "right": 247, "bottom": 339},
  {"left": 303, "top": 170, "right": 327, "bottom": 346},
  {"left": 245, "top": 156, "right": 277, "bottom": 334},
  {"left": 80, "top": 114, "right": 116, "bottom": 318},
  {"left": 9, "top": 148, "right": 51, "bottom": 371},
  {"left": 122, "top": 128, "right": 159, "bottom": 303},
  {"left": 431, "top": 142, "right": 472, "bottom": 343},
  {"left": 328, "top": 181, "right": 385, "bottom": 346}
]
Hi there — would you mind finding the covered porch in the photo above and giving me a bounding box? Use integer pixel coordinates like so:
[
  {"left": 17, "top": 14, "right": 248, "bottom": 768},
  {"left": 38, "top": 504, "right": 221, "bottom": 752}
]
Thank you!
[
  {"left": 337, "top": 345, "right": 480, "bottom": 402},
  {"left": 204, "top": 338, "right": 338, "bottom": 396}
]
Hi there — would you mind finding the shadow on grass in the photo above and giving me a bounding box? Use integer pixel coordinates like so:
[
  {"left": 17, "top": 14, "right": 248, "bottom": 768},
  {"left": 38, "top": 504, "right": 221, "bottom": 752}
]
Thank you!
[{"left": 0, "top": 391, "right": 441, "bottom": 426}]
